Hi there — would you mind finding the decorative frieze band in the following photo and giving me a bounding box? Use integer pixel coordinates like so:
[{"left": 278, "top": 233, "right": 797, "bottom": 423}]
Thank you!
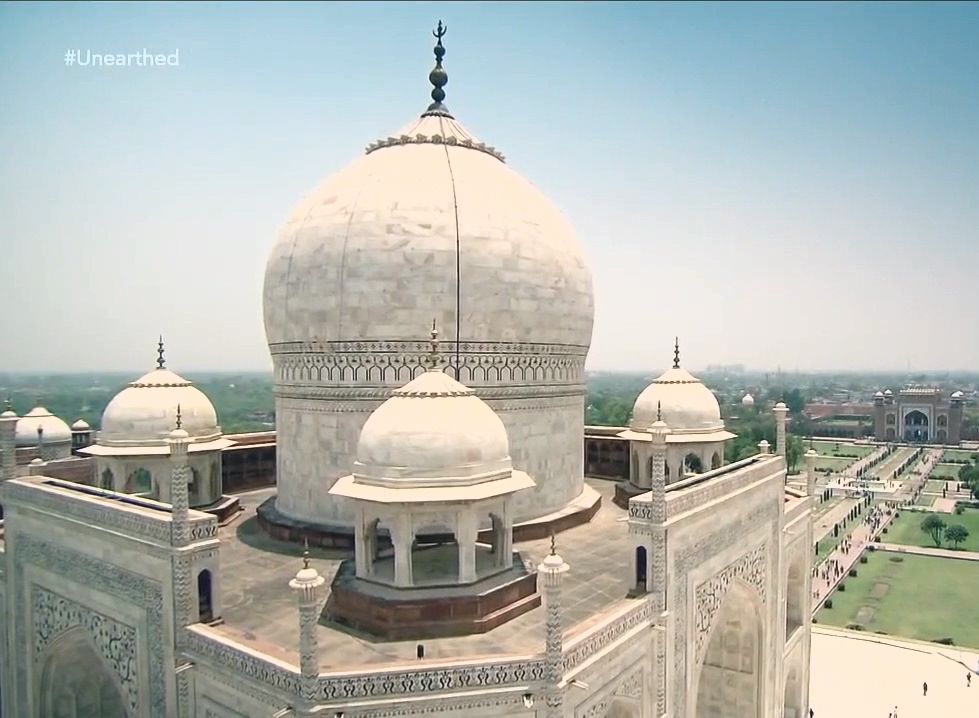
[
  {"left": 269, "top": 340, "right": 588, "bottom": 388},
  {"left": 563, "top": 599, "right": 651, "bottom": 673}
]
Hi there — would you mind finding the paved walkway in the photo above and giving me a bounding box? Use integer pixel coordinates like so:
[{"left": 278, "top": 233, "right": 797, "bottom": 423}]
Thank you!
[
  {"left": 811, "top": 627, "right": 979, "bottom": 718},
  {"left": 812, "top": 507, "right": 894, "bottom": 610},
  {"left": 877, "top": 543, "right": 979, "bottom": 562},
  {"left": 812, "top": 497, "right": 859, "bottom": 544}
]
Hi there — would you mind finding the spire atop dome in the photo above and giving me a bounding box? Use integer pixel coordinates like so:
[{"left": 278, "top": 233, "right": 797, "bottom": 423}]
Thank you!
[
  {"left": 175, "top": 403, "right": 182, "bottom": 430},
  {"left": 422, "top": 20, "right": 452, "bottom": 118},
  {"left": 157, "top": 335, "right": 166, "bottom": 369},
  {"left": 428, "top": 318, "right": 443, "bottom": 372},
  {"left": 303, "top": 537, "right": 311, "bottom": 570},
  {"left": 657, "top": 400, "right": 662, "bottom": 422},
  {"left": 673, "top": 337, "right": 681, "bottom": 369}
]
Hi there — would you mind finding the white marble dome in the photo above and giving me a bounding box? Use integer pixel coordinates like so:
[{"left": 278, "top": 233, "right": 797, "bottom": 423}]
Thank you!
[
  {"left": 631, "top": 367, "right": 724, "bottom": 434},
  {"left": 71, "top": 419, "right": 90, "bottom": 430},
  {"left": 98, "top": 367, "right": 221, "bottom": 446},
  {"left": 261, "top": 41, "right": 595, "bottom": 526},
  {"left": 951, "top": 390, "right": 964, "bottom": 399},
  {"left": 15, "top": 407, "right": 72, "bottom": 447},
  {"left": 262, "top": 112, "right": 593, "bottom": 350},
  {"left": 741, "top": 393, "right": 755, "bottom": 406},
  {"left": 354, "top": 368, "right": 512, "bottom": 487}
]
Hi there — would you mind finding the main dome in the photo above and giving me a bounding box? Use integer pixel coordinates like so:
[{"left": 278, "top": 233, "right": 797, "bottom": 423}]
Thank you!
[
  {"left": 262, "top": 113, "right": 593, "bottom": 349},
  {"left": 261, "top": 29, "right": 595, "bottom": 527}
]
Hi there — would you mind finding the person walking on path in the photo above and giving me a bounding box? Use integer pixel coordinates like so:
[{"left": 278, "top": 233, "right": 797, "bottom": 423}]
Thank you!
[
  {"left": 922, "top": 681, "right": 928, "bottom": 696},
  {"left": 967, "top": 672, "right": 972, "bottom": 687}
]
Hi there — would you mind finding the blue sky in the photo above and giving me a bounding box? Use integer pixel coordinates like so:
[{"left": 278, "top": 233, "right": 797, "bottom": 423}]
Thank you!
[{"left": 1, "top": 1, "right": 977, "bottom": 373}]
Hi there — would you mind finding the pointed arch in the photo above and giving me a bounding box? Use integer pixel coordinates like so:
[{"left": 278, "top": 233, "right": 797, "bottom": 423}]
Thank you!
[
  {"left": 39, "top": 628, "right": 128, "bottom": 718},
  {"left": 693, "top": 580, "right": 765, "bottom": 718}
]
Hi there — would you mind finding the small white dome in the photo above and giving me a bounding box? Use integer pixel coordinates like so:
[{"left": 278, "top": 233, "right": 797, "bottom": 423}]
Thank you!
[
  {"left": 884, "top": 389, "right": 893, "bottom": 396},
  {"left": 99, "top": 367, "right": 220, "bottom": 446},
  {"left": 15, "top": 407, "right": 72, "bottom": 447},
  {"left": 741, "top": 393, "right": 755, "bottom": 406},
  {"left": 631, "top": 367, "right": 724, "bottom": 434},
  {"left": 874, "top": 390, "right": 884, "bottom": 398},
  {"left": 774, "top": 401, "right": 787, "bottom": 410},
  {"left": 354, "top": 369, "right": 512, "bottom": 487},
  {"left": 71, "top": 419, "right": 90, "bottom": 430},
  {"left": 951, "top": 390, "right": 964, "bottom": 399}
]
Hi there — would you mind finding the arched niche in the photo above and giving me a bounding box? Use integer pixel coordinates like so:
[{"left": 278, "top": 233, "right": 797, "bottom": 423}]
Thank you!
[
  {"left": 39, "top": 628, "right": 128, "bottom": 718},
  {"left": 693, "top": 581, "right": 764, "bottom": 718}
]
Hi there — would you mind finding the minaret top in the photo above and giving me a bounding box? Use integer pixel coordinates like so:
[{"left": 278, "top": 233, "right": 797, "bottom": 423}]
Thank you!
[
  {"left": 1, "top": 397, "right": 15, "bottom": 419},
  {"left": 422, "top": 20, "right": 452, "bottom": 118},
  {"left": 156, "top": 335, "right": 166, "bottom": 370},
  {"left": 673, "top": 337, "right": 680, "bottom": 369}
]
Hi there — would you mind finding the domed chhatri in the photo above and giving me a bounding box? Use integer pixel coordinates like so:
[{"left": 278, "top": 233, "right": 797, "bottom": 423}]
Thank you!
[
  {"left": 629, "top": 339, "right": 726, "bottom": 436},
  {"left": 741, "top": 393, "right": 755, "bottom": 407},
  {"left": 263, "top": 23, "right": 595, "bottom": 529},
  {"left": 615, "top": 340, "right": 736, "bottom": 503},
  {"left": 79, "top": 339, "right": 232, "bottom": 508},
  {"left": 328, "top": 323, "right": 538, "bottom": 638},
  {"left": 14, "top": 405, "right": 73, "bottom": 459}
]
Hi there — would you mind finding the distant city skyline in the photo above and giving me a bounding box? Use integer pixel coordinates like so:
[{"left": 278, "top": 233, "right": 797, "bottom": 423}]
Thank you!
[{"left": 2, "top": 2, "right": 978, "bottom": 373}]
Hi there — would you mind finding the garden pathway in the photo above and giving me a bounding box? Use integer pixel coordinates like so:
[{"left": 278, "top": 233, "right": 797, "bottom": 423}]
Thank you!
[
  {"left": 876, "top": 543, "right": 979, "bottom": 562},
  {"left": 812, "top": 497, "right": 859, "bottom": 544},
  {"left": 812, "top": 507, "right": 894, "bottom": 611}
]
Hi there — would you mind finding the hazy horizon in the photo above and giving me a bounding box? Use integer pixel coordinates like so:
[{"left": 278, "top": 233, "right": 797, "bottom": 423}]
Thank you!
[{"left": 2, "top": 2, "right": 978, "bottom": 374}]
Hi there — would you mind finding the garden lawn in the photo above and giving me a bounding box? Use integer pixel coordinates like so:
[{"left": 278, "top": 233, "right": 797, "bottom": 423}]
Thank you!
[
  {"left": 914, "top": 494, "right": 936, "bottom": 507},
  {"left": 929, "top": 463, "right": 967, "bottom": 480},
  {"left": 886, "top": 509, "right": 979, "bottom": 552},
  {"left": 812, "top": 441, "right": 874, "bottom": 459},
  {"left": 816, "top": 552, "right": 979, "bottom": 649},
  {"left": 942, "top": 449, "right": 978, "bottom": 463},
  {"left": 814, "top": 456, "right": 850, "bottom": 472},
  {"left": 925, "top": 478, "right": 958, "bottom": 493}
]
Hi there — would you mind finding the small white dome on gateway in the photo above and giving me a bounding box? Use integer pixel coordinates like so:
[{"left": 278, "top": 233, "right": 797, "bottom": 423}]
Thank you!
[
  {"left": 71, "top": 419, "right": 90, "bottom": 430},
  {"left": 951, "top": 390, "right": 964, "bottom": 399},
  {"left": 14, "top": 406, "right": 72, "bottom": 447},
  {"left": 874, "top": 390, "right": 884, "bottom": 398},
  {"left": 741, "top": 393, "right": 755, "bottom": 406},
  {"left": 630, "top": 339, "right": 724, "bottom": 434},
  {"left": 883, "top": 389, "right": 893, "bottom": 396},
  {"left": 97, "top": 339, "right": 221, "bottom": 447}
]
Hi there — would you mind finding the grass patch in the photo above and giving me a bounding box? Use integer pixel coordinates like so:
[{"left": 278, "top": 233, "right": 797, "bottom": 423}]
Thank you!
[
  {"left": 887, "top": 509, "right": 979, "bottom": 552},
  {"left": 814, "top": 456, "right": 851, "bottom": 472},
  {"left": 816, "top": 552, "right": 979, "bottom": 649},
  {"left": 930, "top": 463, "right": 967, "bottom": 480},
  {"left": 812, "top": 441, "right": 874, "bottom": 459},
  {"left": 914, "top": 494, "right": 937, "bottom": 507},
  {"left": 942, "top": 449, "right": 978, "bottom": 463},
  {"left": 925, "top": 478, "right": 952, "bottom": 493}
]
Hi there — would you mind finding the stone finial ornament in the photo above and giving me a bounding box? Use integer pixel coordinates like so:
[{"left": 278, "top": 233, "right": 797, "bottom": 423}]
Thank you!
[
  {"left": 423, "top": 20, "right": 452, "bottom": 117},
  {"left": 175, "top": 404, "right": 182, "bottom": 430},
  {"left": 673, "top": 337, "right": 680, "bottom": 369},
  {"left": 157, "top": 335, "right": 166, "bottom": 369}
]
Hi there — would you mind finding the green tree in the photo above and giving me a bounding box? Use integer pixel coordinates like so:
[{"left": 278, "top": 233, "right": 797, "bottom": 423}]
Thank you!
[
  {"left": 920, "top": 514, "right": 947, "bottom": 547},
  {"left": 786, "top": 435, "right": 804, "bottom": 474},
  {"left": 945, "top": 524, "right": 969, "bottom": 550}
]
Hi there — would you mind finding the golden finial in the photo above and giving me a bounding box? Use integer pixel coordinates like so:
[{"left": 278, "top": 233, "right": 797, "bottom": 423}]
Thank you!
[
  {"left": 673, "top": 337, "right": 680, "bottom": 369},
  {"left": 157, "top": 335, "right": 166, "bottom": 369},
  {"left": 175, "top": 404, "right": 182, "bottom": 430}
]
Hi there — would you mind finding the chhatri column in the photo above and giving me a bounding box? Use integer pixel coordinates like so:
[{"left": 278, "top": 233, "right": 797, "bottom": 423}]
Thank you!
[
  {"left": 805, "top": 447, "right": 818, "bottom": 496},
  {"left": 289, "top": 548, "right": 326, "bottom": 715},
  {"left": 1, "top": 400, "right": 18, "bottom": 486},
  {"left": 539, "top": 535, "right": 569, "bottom": 718},
  {"left": 774, "top": 401, "right": 788, "bottom": 458},
  {"left": 393, "top": 514, "right": 414, "bottom": 587},
  {"left": 457, "top": 511, "right": 478, "bottom": 583},
  {"left": 168, "top": 406, "right": 191, "bottom": 547}
]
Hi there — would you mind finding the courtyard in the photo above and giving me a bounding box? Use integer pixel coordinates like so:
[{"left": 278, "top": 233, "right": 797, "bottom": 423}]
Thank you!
[
  {"left": 815, "top": 551, "right": 979, "bottom": 650},
  {"left": 811, "top": 627, "right": 979, "bottom": 718}
]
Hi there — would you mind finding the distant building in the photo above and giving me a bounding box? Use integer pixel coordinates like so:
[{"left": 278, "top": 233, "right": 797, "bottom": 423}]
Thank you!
[{"left": 873, "top": 387, "right": 964, "bottom": 444}]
